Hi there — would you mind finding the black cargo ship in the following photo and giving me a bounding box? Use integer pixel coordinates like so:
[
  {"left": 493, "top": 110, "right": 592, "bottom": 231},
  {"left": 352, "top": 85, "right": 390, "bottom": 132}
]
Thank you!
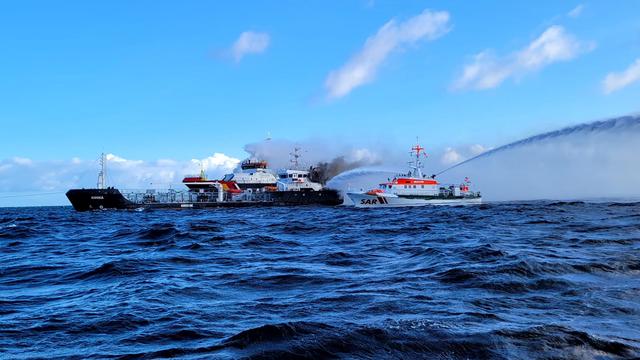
[
  {"left": 66, "top": 187, "right": 342, "bottom": 211},
  {"left": 66, "top": 154, "right": 342, "bottom": 211}
]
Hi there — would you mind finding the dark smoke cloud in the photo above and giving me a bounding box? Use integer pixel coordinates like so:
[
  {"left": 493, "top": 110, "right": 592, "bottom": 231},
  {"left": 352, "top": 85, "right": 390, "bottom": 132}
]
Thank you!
[
  {"left": 242, "top": 138, "right": 383, "bottom": 181},
  {"left": 309, "top": 156, "right": 381, "bottom": 184}
]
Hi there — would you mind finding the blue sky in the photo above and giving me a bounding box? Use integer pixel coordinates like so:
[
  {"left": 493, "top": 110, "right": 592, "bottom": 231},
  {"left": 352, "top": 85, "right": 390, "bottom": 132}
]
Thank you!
[{"left": 0, "top": 1, "right": 639, "bottom": 202}]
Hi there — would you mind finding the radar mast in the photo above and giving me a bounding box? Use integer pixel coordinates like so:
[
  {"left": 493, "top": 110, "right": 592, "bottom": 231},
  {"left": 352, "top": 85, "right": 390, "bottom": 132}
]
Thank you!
[
  {"left": 409, "top": 138, "right": 428, "bottom": 178},
  {"left": 289, "top": 146, "right": 302, "bottom": 170},
  {"left": 97, "top": 153, "right": 107, "bottom": 189}
]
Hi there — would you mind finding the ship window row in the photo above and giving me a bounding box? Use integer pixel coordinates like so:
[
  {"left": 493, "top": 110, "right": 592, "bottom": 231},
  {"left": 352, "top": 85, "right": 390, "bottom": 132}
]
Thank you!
[
  {"left": 382, "top": 184, "right": 421, "bottom": 189},
  {"left": 280, "top": 173, "right": 308, "bottom": 179},
  {"left": 382, "top": 184, "right": 424, "bottom": 189}
]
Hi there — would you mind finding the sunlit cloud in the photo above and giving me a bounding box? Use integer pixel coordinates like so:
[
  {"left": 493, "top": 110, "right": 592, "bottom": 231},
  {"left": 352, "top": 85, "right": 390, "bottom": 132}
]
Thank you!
[
  {"left": 602, "top": 58, "right": 640, "bottom": 94},
  {"left": 441, "top": 144, "right": 491, "bottom": 165},
  {"left": 324, "top": 9, "right": 450, "bottom": 99},
  {"left": 452, "top": 26, "right": 593, "bottom": 91},
  {"left": 568, "top": 4, "right": 584, "bottom": 18},
  {"left": 230, "top": 31, "right": 270, "bottom": 62}
]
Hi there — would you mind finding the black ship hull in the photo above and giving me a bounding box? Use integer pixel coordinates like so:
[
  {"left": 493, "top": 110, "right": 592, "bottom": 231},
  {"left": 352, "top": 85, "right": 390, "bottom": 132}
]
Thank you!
[
  {"left": 66, "top": 187, "right": 343, "bottom": 211},
  {"left": 270, "top": 189, "right": 342, "bottom": 206},
  {"left": 66, "top": 188, "right": 133, "bottom": 211}
]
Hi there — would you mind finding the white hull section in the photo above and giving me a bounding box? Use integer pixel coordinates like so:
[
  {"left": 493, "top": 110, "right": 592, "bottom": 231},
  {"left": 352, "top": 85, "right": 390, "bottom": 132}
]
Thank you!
[{"left": 347, "top": 192, "right": 482, "bottom": 208}]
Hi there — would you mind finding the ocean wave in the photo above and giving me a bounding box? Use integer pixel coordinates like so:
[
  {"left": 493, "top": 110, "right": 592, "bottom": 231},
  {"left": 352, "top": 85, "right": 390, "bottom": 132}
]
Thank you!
[
  {"left": 0, "top": 224, "right": 35, "bottom": 239},
  {"left": 114, "top": 321, "right": 638, "bottom": 359},
  {"left": 73, "top": 259, "right": 160, "bottom": 281},
  {"left": 123, "top": 328, "right": 223, "bottom": 344}
]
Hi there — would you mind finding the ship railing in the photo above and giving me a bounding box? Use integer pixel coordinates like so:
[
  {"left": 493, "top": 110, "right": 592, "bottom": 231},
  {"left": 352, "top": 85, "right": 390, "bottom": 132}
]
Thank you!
[{"left": 119, "top": 188, "right": 228, "bottom": 204}]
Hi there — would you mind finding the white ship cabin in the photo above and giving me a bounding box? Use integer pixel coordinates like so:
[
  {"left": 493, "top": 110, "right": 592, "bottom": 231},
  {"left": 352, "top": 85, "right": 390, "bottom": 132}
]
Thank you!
[
  {"left": 222, "top": 168, "right": 276, "bottom": 184},
  {"left": 379, "top": 177, "right": 440, "bottom": 196},
  {"left": 277, "top": 169, "right": 322, "bottom": 191},
  {"left": 222, "top": 159, "right": 277, "bottom": 187}
]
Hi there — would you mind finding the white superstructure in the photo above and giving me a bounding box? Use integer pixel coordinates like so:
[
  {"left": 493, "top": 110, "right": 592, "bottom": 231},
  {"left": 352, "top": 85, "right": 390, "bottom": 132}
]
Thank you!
[
  {"left": 222, "top": 159, "right": 277, "bottom": 189},
  {"left": 276, "top": 169, "right": 323, "bottom": 191}
]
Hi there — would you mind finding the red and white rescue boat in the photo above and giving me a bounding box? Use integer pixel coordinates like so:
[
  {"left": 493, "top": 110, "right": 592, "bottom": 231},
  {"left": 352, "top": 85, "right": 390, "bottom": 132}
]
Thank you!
[{"left": 347, "top": 142, "right": 482, "bottom": 208}]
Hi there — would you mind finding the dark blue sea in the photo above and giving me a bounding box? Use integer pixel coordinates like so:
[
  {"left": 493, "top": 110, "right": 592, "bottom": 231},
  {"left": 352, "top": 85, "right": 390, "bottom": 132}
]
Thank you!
[{"left": 1, "top": 202, "right": 639, "bottom": 359}]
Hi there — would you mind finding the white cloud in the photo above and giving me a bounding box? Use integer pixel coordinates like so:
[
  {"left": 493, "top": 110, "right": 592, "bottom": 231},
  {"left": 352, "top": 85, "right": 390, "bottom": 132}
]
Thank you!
[
  {"left": 0, "top": 153, "right": 240, "bottom": 192},
  {"left": 602, "top": 58, "right": 640, "bottom": 94},
  {"left": 12, "top": 157, "right": 33, "bottom": 166},
  {"left": 441, "top": 147, "right": 462, "bottom": 165},
  {"left": 106, "top": 153, "right": 142, "bottom": 166},
  {"left": 324, "top": 9, "right": 450, "bottom": 99},
  {"left": 568, "top": 4, "right": 584, "bottom": 18},
  {"left": 453, "top": 26, "right": 592, "bottom": 90},
  {"left": 348, "top": 148, "right": 380, "bottom": 164},
  {"left": 469, "top": 144, "right": 490, "bottom": 156},
  {"left": 440, "top": 144, "right": 492, "bottom": 165},
  {"left": 231, "top": 31, "right": 270, "bottom": 62},
  {"left": 192, "top": 153, "right": 240, "bottom": 172}
]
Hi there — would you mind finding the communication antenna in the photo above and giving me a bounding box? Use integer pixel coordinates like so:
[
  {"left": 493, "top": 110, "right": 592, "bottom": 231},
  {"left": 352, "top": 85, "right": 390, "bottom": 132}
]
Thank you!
[
  {"left": 97, "top": 153, "right": 107, "bottom": 189},
  {"left": 409, "top": 137, "right": 428, "bottom": 178},
  {"left": 289, "top": 146, "right": 302, "bottom": 169},
  {"left": 198, "top": 160, "right": 206, "bottom": 180}
]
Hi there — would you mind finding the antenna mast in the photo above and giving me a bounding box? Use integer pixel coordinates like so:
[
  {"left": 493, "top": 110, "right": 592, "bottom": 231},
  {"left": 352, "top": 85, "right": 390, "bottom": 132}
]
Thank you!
[
  {"left": 97, "top": 153, "right": 107, "bottom": 189},
  {"left": 289, "top": 146, "right": 301, "bottom": 169},
  {"left": 196, "top": 160, "right": 206, "bottom": 180},
  {"left": 410, "top": 137, "right": 428, "bottom": 178}
]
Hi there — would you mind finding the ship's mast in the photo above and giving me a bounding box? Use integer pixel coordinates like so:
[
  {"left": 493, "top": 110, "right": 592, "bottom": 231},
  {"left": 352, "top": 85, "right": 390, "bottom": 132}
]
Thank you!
[
  {"left": 97, "top": 153, "right": 107, "bottom": 189},
  {"left": 289, "top": 146, "right": 302, "bottom": 170},
  {"left": 199, "top": 161, "right": 206, "bottom": 180},
  {"left": 409, "top": 138, "right": 427, "bottom": 178}
]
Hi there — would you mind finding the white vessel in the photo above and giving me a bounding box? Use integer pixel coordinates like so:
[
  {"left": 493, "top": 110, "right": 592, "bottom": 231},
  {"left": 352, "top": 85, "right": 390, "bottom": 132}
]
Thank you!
[
  {"left": 275, "top": 147, "right": 323, "bottom": 192},
  {"left": 276, "top": 169, "right": 323, "bottom": 191},
  {"left": 347, "top": 142, "right": 481, "bottom": 208},
  {"left": 221, "top": 159, "right": 278, "bottom": 189}
]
